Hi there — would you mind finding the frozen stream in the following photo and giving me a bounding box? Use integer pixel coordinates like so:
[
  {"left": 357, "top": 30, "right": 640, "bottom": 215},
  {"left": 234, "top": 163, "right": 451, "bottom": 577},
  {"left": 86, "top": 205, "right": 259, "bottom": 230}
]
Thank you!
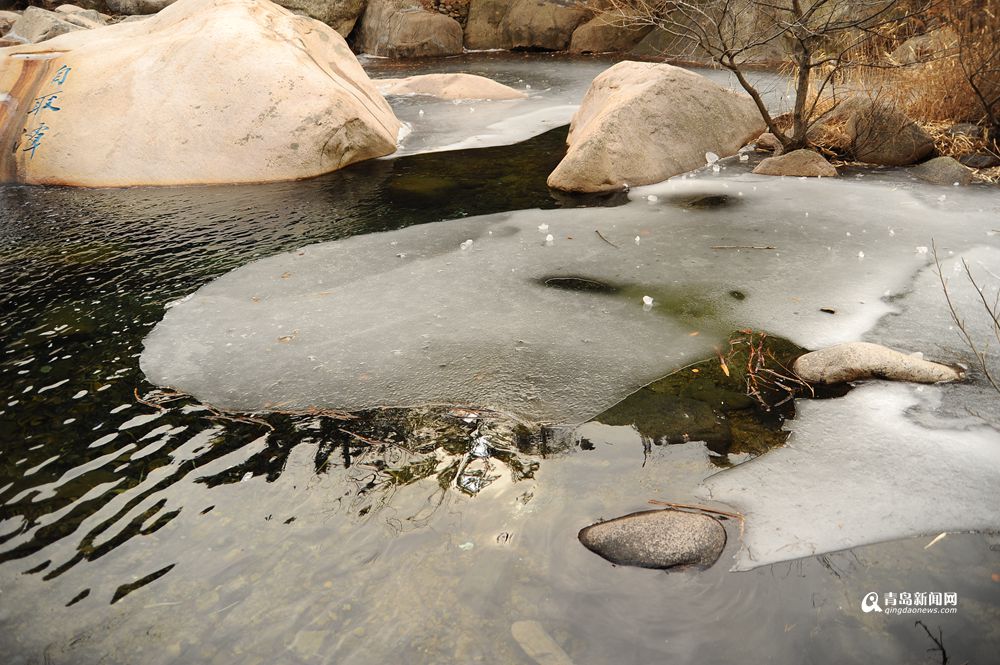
[{"left": 1, "top": 54, "right": 998, "bottom": 664}]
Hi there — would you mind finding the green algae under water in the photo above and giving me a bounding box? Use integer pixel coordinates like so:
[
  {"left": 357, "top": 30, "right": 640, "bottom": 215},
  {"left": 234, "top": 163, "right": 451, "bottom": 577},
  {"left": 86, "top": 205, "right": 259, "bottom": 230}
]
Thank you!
[{"left": 1, "top": 125, "right": 998, "bottom": 664}]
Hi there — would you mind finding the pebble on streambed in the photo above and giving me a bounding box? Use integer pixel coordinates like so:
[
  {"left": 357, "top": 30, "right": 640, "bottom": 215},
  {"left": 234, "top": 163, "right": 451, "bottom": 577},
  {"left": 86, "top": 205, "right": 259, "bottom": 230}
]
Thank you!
[{"left": 578, "top": 509, "right": 727, "bottom": 569}]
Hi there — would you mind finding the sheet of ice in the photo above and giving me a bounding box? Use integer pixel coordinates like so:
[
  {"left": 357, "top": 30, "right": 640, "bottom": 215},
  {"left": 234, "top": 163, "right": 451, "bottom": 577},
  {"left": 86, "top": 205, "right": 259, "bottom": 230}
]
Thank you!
[
  {"left": 140, "top": 168, "right": 999, "bottom": 424},
  {"left": 368, "top": 55, "right": 790, "bottom": 156},
  {"left": 699, "top": 382, "right": 1000, "bottom": 571},
  {"left": 867, "top": 245, "right": 1000, "bottom": 426}
]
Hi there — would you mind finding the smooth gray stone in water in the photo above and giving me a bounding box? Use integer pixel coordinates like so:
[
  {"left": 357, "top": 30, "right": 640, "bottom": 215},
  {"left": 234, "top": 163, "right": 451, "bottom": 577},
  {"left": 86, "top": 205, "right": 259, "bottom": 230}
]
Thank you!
[{"left": 578, "top": 509, "right": 727, "bottom": 569}]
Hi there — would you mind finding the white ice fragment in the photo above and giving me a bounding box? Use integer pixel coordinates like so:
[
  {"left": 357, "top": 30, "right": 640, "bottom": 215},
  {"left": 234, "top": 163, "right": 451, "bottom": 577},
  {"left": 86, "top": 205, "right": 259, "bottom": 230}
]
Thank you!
[
  {"left": 241, "top": 471, "right": 253, "bottom": 482},
  {"left": 858, "top": 251, "right": 865, "bottom": 259},
  {"left": 418, "top": 109, "right": 424, "bottom": 116},
  {"left": 739, "top": 154, "right": 749, "bottom": 162},
  {"left": 525, "top": 84, "right": 531, "bottom": 89},
  {"left": 938, "top": 194, "right": 947, "bottom": 202},
  {"left": 641, "top": 295, "right": 654, "bottom": 312},
  {"left": 537, "top": 223, "right": 549, "bottom": 232},
  {"left": 471, "top": 436, "right": 491, "bottom": 458},
  {"left": 915, "top": 246, "right": 929, "bottom": 255},
  {"left": 705, "top": 151, "right": 719, "bottom": 164},
  {"left": 544, "top": 234, "right": 554, "bottom": 246},
  {"left": 646, "top": 195, "right": 658, "bottom": 203},
  {"left": 634, "top": 236, "right": 641, "bottom": 245},
  {"left": 711, "top": 164, "right": 721, "bottom": 173},
  {"left": 460, "top": 239, "right": 474, "bottom": 251}
]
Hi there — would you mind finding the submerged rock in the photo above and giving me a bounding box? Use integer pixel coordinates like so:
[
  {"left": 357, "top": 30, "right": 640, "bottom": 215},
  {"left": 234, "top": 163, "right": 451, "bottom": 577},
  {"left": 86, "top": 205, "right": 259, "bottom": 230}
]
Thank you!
[
  {"left": 547, "top": 61, "right": 765, "bottom": 192},
  {"left": 0, "top": 0, "right": 400, "bottom": 187},
  {"left": 793, "top": 342, "right": 963, "bottom": 385},
  {"left": 376, "top": 73, "right": 527, "bottom": 100},
  {"left": 511, "top": 621, "right": 575, "bottom": 665},
  {"left": 356, "top": 0, "right": 463, "bottom": 58},
  {"left": 912, "top": 156, "right": 973, "bottom": 186},
  {"left": 752, "top": 149, "right": 837, "bottom": 177},
  {"left": 578, "top": 509, "right": 727, "bottom": 569}
]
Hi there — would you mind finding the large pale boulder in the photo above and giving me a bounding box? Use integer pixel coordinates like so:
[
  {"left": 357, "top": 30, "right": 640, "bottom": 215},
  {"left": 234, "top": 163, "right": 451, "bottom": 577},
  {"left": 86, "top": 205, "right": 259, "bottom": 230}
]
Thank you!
[
  {"left": 793, "top": 343, "right": 963, "bottom": 385},
  {"left": 0, "top": 0, "right": 400, "bottom": 187},
  {"left": 752, "top": 149, "right": 837, "bottom": 177},
  {"left": 578, "top": 509, "right": 727, "bottom": 569},
  {"left": 464, "top": 0, "right": 590, "bottom": 51},
  {"left": 569, "top": 15, "right": 651, "bottom": 53},
  {"left": 356, "top": 0, "right": 463, "bottom": 57},
  {"left": 5, "top": 6, "right": 83, "bottom": 43},
  {"left": 376, "top": 73, "right": 527, "bottom": 100},
  {"left": 274, "top": 0, "right": 365, "bottom": 36},
  {"left": 547, "top": 61, "right": 766, "bottom": 192}
]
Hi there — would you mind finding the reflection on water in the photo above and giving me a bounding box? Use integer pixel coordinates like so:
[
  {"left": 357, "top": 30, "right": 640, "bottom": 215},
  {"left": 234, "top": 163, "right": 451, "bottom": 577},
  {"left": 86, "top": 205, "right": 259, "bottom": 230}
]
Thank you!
[{"left": 1, "top": 119, "right": 998, "bottom": 664}]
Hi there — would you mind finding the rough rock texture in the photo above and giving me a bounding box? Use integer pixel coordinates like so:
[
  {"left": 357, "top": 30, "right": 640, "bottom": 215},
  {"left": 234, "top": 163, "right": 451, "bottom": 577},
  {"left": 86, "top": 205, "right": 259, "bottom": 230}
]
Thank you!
[
  {"left": 752, "top": 149, "right": 837, "bottom": 177},
  {"left": 793, "top": 342, "right": 963, "bottom": 385},
  {"left": 60, "top": 8, "right": 107, "bottom": 27},
  {"left": 274, "top": 0, "right": 365, "bottom": 36},
  {"left": 911, "top": 156, "right": 973, "bottom": 186},
  {"left": 547, "top": 61, "right": 765, "bottom": 192},
  {"left": 0, "top": 10, "right": 19, "bottom": 35},
  {"left": 356, "top": 0, "right": 463, "bottom": 57},
  {"left": 5, "top": 6, "right": 83, "bottom": 43},
  {"left": 105, "top": 0, "right": 176, "bottom": 13},
  {"left": 376, "top": 73, "right": 527, "bottom": 100},
  {"left": 754, "top": 131, "right": 783, "bottom": 154},
  {"left": 959, "top": 152, "right": 1000, "bottom": 169},
  {"left": 569, "top": 15, "right": 651, "bottom": 53},
  {"left": 0, "top": 0, "right": 400, "bottom": 187},
  {"left": 811, "top": 97, "right": 934, "bottom": 166},
  {"left": 464, "top": 0, "right": 590, "bottom": 51},
  {"left": 890, "top": 27, "right": 958, "bottom": 65},
  {"left": 578, "top": 509, "right": 727, "bottom": 569}
]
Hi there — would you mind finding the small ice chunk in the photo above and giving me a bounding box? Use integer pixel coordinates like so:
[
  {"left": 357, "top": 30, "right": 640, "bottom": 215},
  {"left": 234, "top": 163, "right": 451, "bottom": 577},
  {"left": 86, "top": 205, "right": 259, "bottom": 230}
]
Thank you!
[
  {"left": 538, "top": 223, "right": 549, "bottom": 232},
  {"left": 915, "top": 246, "right": 929, "bottom": 255},
  {"left": 634, "top": 236, "right": 641, "bottom": 245},
  {"left": 711, "top": 164, "right": 721, "bottom": 173},
  {"left": 642, "top": 295, "right": 653, "bottom": 311},
  {"left": 858, "top": 251, "right": 865, "bottom": 259},
  {"left": 938, "top": 194, "right": 947, "bottom": 202},
  {"left": 460, "top": 239, "right": 474, "bottom": 251},
  {"left": 705, "top": 151, "right": 719, "bottom": 164},
  {"left": 418, "top": 109, "right": 424, "bottom": 116},
  {"left": 739, "top": 154, "right": 749, "bottom": 162},
  {"left": 471, "top": 436, "right": 491, "bottom": 458},
  {"left": 646, "top": 195, "right": 658, "bottom": 203},
  {"left": 545, "top": 234, "right": 554, "bottom": 246}
]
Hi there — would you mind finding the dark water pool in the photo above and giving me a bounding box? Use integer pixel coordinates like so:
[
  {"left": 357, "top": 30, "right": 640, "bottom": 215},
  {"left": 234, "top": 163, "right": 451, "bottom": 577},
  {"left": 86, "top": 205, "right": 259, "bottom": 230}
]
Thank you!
[{"left": 1, "top": 126, "right": 998, "bottom": 665}]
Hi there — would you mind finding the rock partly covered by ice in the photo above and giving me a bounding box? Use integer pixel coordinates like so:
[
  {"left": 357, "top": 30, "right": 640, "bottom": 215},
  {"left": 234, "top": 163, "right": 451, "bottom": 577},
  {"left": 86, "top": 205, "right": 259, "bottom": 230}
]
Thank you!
[
  {"left": 578, "top": 509, "right": 727, "bottom": 569},
  {"left": 376, "top": 73, "right": 528, "bottom": 100},
  {"left": 793, "top": 342, "right": 963, "bottom": 384},
  {"left": 700, "top": 382, "right": 1000, "bottom": 571}
]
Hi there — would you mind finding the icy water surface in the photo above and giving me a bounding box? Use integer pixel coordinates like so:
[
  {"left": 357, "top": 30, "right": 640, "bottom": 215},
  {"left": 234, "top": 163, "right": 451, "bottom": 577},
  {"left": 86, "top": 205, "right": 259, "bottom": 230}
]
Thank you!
[{"left": 2, "top": 55, "right": 999, "bottom": 664}]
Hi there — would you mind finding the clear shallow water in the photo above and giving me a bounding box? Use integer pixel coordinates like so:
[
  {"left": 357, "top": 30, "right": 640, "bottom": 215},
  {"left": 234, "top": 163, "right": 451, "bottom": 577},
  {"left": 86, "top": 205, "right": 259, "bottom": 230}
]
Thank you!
[{"left": 0, "top": 56, "right": 998, "bottom": 664}]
